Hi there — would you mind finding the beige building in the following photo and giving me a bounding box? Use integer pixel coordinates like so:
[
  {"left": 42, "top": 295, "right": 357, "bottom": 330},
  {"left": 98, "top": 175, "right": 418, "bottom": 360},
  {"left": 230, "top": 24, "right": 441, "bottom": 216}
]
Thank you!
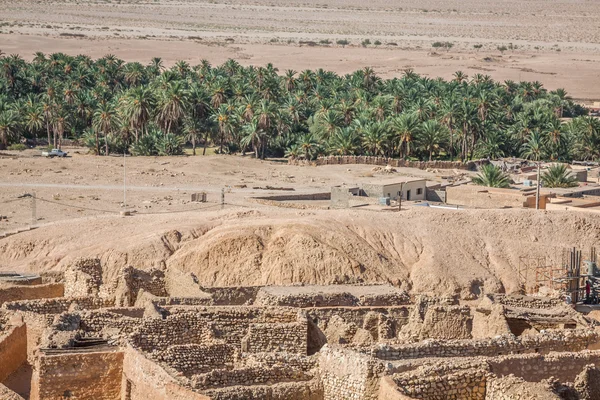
[{"left": 361, "top": 177, "right": 427, "bottom": 201}]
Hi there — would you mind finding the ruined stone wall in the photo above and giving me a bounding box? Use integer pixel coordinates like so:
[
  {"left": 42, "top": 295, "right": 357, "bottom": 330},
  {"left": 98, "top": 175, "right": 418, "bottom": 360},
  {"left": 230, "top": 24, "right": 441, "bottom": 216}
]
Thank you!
[
  {"left": 200, "top": 286, "right": 261, "bottom": 305},
  {"left": 202, "top": 380, "right": 323, "bottom": 400},
  {"left": 2, "top": 297, "right": 114, "bottom": 314},
  {"left": 129, "top": 313, "right": 214, "bottom": 353},
  {"left": 63, "top": 258, "right": 102, "bottom": 298},
  {"left": 288, "top": 156, "right": 478, "bottom": 171},
  {"left": 489, "top": 351, "right": 600, "bottom": 383},
  {"left": 255, "top": 291, "right": 410, "bottom": 308},
  {"left": 0, "top": 323, "right": 27, "bottom": 382},
  {"left": 418, "top": 305, "right": 473, "bottom": 340},
  {"left": 485, "top": 376, "right": 561, "bottom": 400},
  {"left": 115, "top": 267, "right": 168, "bottom": 307},
  {"left": 0, "top": 283, "right": 64, "bottom": 306},
  {"left": 33, "top": 350, "right": 123, "bottom": 400},
  {"left": 393, "top": 368, "right": 487, "bottom": 400},
  {"left": 153, "top": 297, "right": 212, "bottom": 307},
  {"left": 372, "top": 330, "right": 598, "bottom": 360},
  {"left": 77, "top": 310, "right": 142, "bottom": 341},
  {"left": 240, "top": 352, "right": 318, "bottom": 372},
  {"left": 241, "top": 321, "right": 307, "bottom": 355},
  {"left": 122, "top": 346, "right": 210, "bottom": 400},
  {"left": 487, "top": 294, "right": 564, "bottom": 309},
  {"left": 152, "top": 343, "right": 238, "bottom": 377},
  {"left": 319, "top": 345, "right": 385, "bottom": 400},
  {"left": 191, "top": 366, "right": 312, "bottom": 390}
]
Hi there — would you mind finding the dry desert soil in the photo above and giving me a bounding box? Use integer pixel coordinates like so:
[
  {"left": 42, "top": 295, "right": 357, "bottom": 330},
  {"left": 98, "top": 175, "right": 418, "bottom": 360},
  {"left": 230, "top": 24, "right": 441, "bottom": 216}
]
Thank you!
[{"left": 1, "top": 0, "right": 600, "bottom": 100}]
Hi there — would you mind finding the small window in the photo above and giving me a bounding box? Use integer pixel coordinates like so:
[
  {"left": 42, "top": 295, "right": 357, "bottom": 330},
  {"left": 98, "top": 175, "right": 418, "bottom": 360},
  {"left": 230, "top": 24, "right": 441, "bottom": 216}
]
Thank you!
[
  {"left": 417, "top": 188, "right": 423, "bottom": 195},
  {"left": 387, "top": 193, "right": 391, "bottom": 198},
  {"left": 397, "top": 191, "right": 401, "bottom": 196}
]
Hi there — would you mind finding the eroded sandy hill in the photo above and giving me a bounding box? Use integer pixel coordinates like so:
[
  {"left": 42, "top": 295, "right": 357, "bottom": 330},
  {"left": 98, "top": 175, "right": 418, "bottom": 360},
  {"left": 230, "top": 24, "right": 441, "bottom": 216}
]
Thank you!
[{"left": 1, "top": 207, "right": 599, "bottom": 298}]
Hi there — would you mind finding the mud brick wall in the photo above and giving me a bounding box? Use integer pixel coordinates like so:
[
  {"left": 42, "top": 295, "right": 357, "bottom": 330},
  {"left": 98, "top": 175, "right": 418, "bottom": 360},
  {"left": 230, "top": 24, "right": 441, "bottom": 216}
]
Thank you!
[
  {"left": 288, "top": 156, "right": 479, "bottom": 171},
  {"left": 32, "top": 350, "right": 123, "bottom": 400},
  {"left": 373, "top": 330, "right": 599, "bottom": 360},
  {"left": 319, "top": 345, "right": 386, "bottom": 400},
  {"left": 191, "top": 366, "right": 311, "bottom": 390},
  {"left": 255, "top": 291, "right": 410, "bottom": 308},
  {"left": 0, "top": 323, "right": 27, "bottom": 381},
  {"left": 2, "top": 297, "right": 114, "bottom": 314},
  {"left": 153, "top": 343, "right": 238, "bottom": 377},
  {"left": 0, "top": 283, "right": 64, "bottom": 306},
  {"left": 241, "top": 322, "right": 308, "bottom": 355},
  {"left": 203, "top": 380, "right": 323, "bottom": 400},
  {"left": 63, "top": 258, "right": 102, "bottom": 298}
]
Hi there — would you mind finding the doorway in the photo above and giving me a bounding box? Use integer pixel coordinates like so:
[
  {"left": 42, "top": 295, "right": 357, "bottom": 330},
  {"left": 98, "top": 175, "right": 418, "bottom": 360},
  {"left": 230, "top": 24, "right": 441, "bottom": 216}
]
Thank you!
[{"left": 406, "top": 190, "right": 411, "bottom": 201}]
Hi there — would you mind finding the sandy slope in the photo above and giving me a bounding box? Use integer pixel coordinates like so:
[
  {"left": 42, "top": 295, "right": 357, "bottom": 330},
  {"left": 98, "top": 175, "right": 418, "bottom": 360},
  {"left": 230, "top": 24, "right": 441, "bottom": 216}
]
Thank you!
[{"left": 2, "top": 206, "right": 599, "bottom": 298}]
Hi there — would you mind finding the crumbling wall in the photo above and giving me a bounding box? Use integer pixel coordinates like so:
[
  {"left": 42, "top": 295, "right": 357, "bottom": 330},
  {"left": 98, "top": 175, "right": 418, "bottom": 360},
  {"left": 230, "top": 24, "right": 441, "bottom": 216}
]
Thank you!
[
  {"left": 319, "top": 345, "right": 385, "bottom": 400},
  {"left": 129, "top": 313, "right": 214, "bottom": 352},
  {"left": 191, "top": 366, "right": 312, "bottom": 390},
  {"left": 0, "top": 283, "right": 64, "bottom": 306},
  {"left": 574, "top": 364, "right": 600, "bottom": 400},
  {"left": 201, "top": 286, "right": 262, "bottom": 305},
  {"left": 153, "top": 343, "right": 238, "bottom": 377},
  {"left": 202, "top": 380, "right": 323, "bottom": 400},
  {"left": 0, "top": 323, "right": 27, "bottom": 382},
  {"left": 489, "top": 351, "right": 600, "bottom": 383},
  {"left": 485, "top": 376, "right": 561, "bottom": 399},
  {"left": 32, "top": 350, "right": 123, "bottom": 400},
  {"left": 373, "top": 330, "right": 599, "bottom": 360},
  {"left": 121, "top": 346, "right": 210, "bottom": 400},
  {"left": 115, "top": 267, "right": 168, "bottom": 307},
  {"left": 63, "top": 258, "right": 102, "bottom": 298},
  {"left": 241, "top": 321, "right": 307, "bottom": 354},
  {"left": 471, "top": 305, "right": 511, "bottom": 339},
  {"left": 2, "top": 297, "right": 114, "bottom": 314},
  {"left": 418, "top": 305, "right": 472, "bottom": 340},
  {"left": 239, "top": 352, "right": 318, "bottom": 372},
  {"left": 393, "top": 367, "right": 487, "bottom": 399},
  {"left": 487, "top": 294, "right": 564, "bottom": 309}
]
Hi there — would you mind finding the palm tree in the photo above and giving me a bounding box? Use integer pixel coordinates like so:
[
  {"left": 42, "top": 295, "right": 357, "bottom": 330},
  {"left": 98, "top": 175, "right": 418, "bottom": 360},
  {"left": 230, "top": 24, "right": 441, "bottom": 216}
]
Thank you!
[
  {"left": 121, "top": 86, "right": 155, "bottom": 142},
  {"left": 93, "top": 102, "right": 117, "bottom": 155},
  {"left": 0, "top": 110, "right": 19, "bottom": 149},
  {"left": 541, "top": 164, "right": 578, "bottom": 188},
  {"left": 472, "top": 164, "right": 510, "bottom": 188},
  {"left": 417, "top": 120, "right": 448, "bottom": 161},
  {"left": 392, "top": 113, "right": 419, "bottom": 158},
  {"left": 156, "top": 81, "right": 188, "bottom": 135},
  {"left": 241, "top": 120, "right": 265, "bottom": 158}
]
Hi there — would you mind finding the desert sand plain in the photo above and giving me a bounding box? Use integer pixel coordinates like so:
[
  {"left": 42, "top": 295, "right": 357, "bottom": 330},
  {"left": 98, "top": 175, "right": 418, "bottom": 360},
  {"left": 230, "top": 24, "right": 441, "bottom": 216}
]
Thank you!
[{"left": 1, "top": 0, "right": 600, "bottom": 99}]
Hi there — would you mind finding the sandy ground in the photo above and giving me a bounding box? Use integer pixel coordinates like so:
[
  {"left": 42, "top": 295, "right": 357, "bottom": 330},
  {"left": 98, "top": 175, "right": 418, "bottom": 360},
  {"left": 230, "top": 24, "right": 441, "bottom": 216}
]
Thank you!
[{"left": 1, "top": 0, "right": 600, "bottom": 99}]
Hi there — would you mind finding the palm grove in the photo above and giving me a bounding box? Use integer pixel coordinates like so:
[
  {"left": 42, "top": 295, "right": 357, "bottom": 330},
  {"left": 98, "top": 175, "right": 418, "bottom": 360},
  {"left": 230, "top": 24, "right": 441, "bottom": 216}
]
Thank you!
[{"left": 1, "top": 52, "right": 599, "bottom": 162}]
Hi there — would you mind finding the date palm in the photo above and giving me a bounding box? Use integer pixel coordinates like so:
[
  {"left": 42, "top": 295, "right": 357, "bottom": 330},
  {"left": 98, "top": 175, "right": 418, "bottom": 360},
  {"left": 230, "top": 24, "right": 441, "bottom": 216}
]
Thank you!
[
  {"left": 472, "top": 164, "right": 510, "bottom": 188},
  {"left": 93, "top": 102, "right": 117, "bottom": 155}
]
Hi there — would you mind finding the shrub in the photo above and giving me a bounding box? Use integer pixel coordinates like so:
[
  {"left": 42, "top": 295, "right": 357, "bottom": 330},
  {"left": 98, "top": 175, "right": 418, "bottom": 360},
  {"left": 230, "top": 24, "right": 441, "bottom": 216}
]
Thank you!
[
  {"left": 336, "top": 39, "right": 350, "bottom": 47},
  {"left": 7, "top": 143, "right": 26, "bottom": 151}
]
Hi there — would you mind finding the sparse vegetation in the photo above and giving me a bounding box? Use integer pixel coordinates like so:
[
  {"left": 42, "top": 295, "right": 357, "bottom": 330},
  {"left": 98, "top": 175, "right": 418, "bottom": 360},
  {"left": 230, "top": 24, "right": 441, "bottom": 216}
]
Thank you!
[
  {"left": 541, "top": 164, "right": 578, "bottom": 188},
  {"left": 472, "top": 164, "right": 511, "bottom": 188},
  {"left": 336, "top": 39, "right": 350, "bottom": 47}
]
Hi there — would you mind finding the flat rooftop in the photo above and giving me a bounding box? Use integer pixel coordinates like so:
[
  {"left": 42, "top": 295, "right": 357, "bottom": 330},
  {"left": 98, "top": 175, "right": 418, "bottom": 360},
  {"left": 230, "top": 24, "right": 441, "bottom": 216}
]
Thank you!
[{"left": 361, "top": 176, "right": 427, "bottom": 185}]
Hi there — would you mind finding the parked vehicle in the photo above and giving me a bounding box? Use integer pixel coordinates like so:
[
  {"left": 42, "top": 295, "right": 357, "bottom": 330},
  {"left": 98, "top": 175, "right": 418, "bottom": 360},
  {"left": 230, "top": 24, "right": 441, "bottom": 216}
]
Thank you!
[{"left": 41, "top": 149, "right": 68, "bottom": 158}]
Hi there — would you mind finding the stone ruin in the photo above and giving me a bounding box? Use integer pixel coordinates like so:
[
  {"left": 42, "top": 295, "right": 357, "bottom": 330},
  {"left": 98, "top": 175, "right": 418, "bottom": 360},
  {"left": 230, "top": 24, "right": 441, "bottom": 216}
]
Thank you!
[{"left": 0, "top": 258, "right": 600, "bottom": 399}]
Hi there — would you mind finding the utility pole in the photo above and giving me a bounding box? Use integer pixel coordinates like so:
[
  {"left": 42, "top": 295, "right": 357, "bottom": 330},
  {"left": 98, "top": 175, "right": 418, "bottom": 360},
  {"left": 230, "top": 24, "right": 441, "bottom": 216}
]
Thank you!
[
  {"left": 221, "top": 188, "right": 225, "bottom": 209},
  {"left": 121, "top": 150, "right": 130, "bottom": 216},
  {"left": 31, "top": 192, "right": 36, "bottom": 228},
  {"left": 535, "top": 162, "right": 541, "bottom": 210}
]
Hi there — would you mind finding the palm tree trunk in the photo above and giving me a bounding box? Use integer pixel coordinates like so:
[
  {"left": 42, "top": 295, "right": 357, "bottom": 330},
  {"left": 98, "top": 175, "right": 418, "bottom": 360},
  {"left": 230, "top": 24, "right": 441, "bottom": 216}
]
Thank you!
[
  {"left": 192, "top": 135, "right": 196, "bottom": 156},
  {"left": 104, "top": 131, "right": 109, "bottom": 156},
  {"left": 95, "top": 130, "right": 100, "bottom": 155}
]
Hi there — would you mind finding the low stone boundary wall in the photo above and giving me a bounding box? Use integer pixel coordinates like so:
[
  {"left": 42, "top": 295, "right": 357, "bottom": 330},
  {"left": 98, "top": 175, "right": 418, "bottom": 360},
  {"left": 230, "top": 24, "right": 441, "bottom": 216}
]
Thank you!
[
  {"left": 32, "top": 349, "right": 123, "bottom": 400},
  {"left": 0, "top": 323, "right": 27, "bottom": 381},
  {"left": 200, "top": 286, "right": 262, "bottom": 305},
  {"left": 371, "top": 330, "right": 598, "bottom": 360},
  {"left": 486, "top": 294, "right": 564, "bottom": 309},
  {"left": 288, "top": 156, "right": 479, "bottom": 171},
  {"left": 0, "top": 283, "right": 64, "bottom": 306},
  {"left": 2, "top": 297, "right": 114, "bottom": 314}
]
